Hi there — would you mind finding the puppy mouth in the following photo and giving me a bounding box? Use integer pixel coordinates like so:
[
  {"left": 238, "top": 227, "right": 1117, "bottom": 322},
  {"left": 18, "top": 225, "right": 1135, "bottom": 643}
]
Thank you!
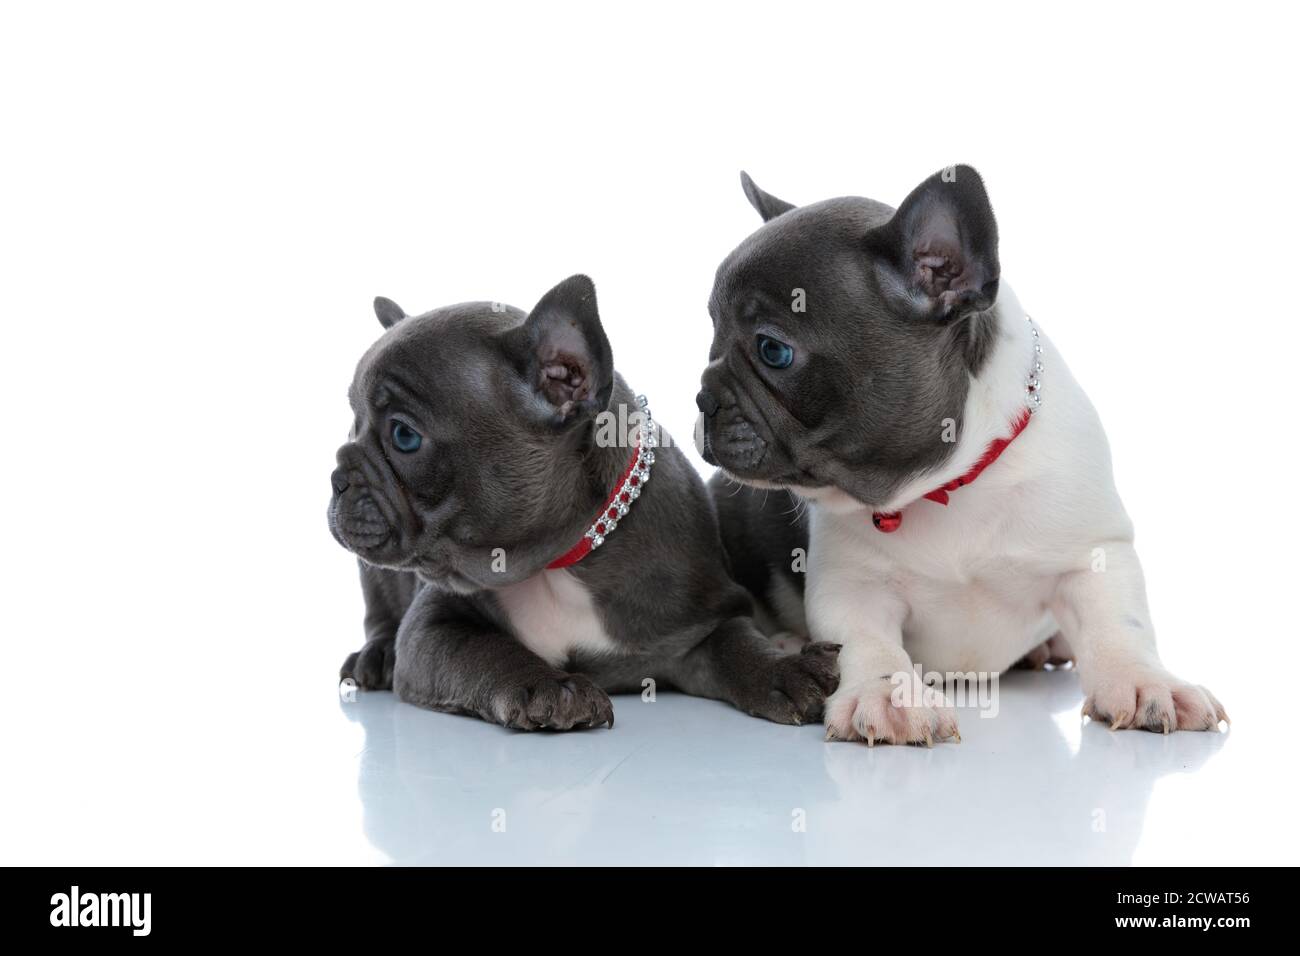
[
  {"left": 328, "top": 492, "right": 394, "bottom": 556},
  {"left": 706, "top": 415, "right": 770, "bottom": 473},
  {"left": 700, "top": 407, "right": 824, "bottom": 489}
]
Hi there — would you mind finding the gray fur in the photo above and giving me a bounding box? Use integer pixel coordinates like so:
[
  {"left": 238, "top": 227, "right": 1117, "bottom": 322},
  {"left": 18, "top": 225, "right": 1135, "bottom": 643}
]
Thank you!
[
  {"left": 697, "top": 166, "right": 1002, "bottom": 510},
  {"left": 328, "top": 274, "right": 839, "bottom": 730},
  {"left": 708, "top": 474, "right": 808, "bottom": 634}
]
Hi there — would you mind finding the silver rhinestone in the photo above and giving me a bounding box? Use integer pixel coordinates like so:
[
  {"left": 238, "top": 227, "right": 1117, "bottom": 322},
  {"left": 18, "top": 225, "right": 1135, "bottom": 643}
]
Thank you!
[
  {"left": 592, "top": 535, "right": 604, "bottom": 548},
  {"left": 629, "top": 486, "right": 640, "bottom": 499},
  {"left": 645, "top": 450, "right": 656, "bottom": 464},
  {"left": 1027, "top": 377, "right": 1039, "bottom": 390},
  {"left": 617, "top": 503, "right": 628, "bottom": 516},
  {"left": 1035, "top": 361, "right": 1043, "bottom": 373},
  {"left": 1034, "top": 344, "right": 1042, "bottom": 354}
]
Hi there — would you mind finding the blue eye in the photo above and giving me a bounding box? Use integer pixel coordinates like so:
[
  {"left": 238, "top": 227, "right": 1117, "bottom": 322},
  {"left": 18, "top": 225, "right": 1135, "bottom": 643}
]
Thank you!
[
  {"left": 757, "top": 334, "right": 794, "bottom": 369},
  {"left": 390, "top": 421, "right": 422, "bottom": 453}
]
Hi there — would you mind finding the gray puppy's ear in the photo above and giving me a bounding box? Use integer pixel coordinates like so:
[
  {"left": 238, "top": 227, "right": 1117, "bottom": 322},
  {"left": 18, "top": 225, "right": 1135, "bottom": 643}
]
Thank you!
[
  {"left": 864, "top": 165, "right": 999, "bottom": 321},
  {"left": 508, "top": 274, "right": 613, "bottom": 427},
  {"left": 374, "top": 296, "right": 407, "bottom": 329},
  {"left": 740, "top": 171, "right": 796, "bottom": 221}
]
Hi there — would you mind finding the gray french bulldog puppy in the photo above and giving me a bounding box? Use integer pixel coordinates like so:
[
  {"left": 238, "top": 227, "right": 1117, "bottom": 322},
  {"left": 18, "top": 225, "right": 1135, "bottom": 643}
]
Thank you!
[{"left": 328, "top": 274, "right": 838, "bottom": 731}]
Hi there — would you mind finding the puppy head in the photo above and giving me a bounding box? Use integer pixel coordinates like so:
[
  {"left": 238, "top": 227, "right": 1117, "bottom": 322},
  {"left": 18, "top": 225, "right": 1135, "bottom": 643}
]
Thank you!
[
  {"left": 328, "top": 274, "right": 613, "bottom": 591},
  {"left": 697, "top": 166, "right": 1000, "bottom": 508}
]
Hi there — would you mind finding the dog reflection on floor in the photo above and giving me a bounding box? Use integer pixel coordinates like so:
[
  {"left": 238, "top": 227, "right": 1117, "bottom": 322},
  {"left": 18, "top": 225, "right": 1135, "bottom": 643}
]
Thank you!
[{"left": 338, "top": 670, "right": 1223, "bottom": 865}]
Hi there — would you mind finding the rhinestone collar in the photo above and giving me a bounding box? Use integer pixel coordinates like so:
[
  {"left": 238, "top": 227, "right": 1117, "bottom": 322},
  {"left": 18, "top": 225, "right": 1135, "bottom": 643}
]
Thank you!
[
  {"left": 871, "top": 315, "right": 1042, "bottom": 533},
  {"left": 546, "top": 396, "right": 656, "bottom": 569},
  {"left": 1025, "top": 314, "right": 1044, "bottom": 413}
]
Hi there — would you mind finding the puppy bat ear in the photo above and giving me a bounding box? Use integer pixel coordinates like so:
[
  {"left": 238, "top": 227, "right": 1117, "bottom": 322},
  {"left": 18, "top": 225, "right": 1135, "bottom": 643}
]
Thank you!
[
  {"left": 865, "top": 165, "right": 1000, "bottom": 321},
  {"left": 740, "top": 171, "right": 796, "bottom": 221},
  {"left": 508, "top": 274, "right": 613, "bottom": 427},
  {"left": 374, "top": 296, "right": 407, "bottom": 329}
]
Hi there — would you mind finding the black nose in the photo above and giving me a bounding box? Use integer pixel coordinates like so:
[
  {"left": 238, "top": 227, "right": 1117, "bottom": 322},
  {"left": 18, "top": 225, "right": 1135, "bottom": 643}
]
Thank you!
[
  {"left": 331, "top": 468, "right": 350, "bottom": 495},
  {"left": 695, "top": 388, "right": 719, "bottom": 417}
]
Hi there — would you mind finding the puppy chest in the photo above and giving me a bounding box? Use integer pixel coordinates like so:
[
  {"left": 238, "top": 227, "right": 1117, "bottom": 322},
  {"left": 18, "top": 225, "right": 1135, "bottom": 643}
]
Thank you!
[
  {"left": 899, "top": 572, "right": 1057, "bottom": 671},
  {"left": 495, "top": 570, "right": 618, "bottom": 667}
]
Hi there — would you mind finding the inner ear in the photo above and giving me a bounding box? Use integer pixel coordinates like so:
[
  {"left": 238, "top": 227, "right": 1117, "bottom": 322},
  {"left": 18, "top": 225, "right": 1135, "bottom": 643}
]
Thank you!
[
  {"left": 511, "top": 274, "right": 613, "bottom": 426},
  {"left": 911, "top": 201, "right": 983, "bottom": 311},
  {"left": 866, "top": 165, "right": 999, "bottom": 321},
  {"left": 539, "top": 345, "right": 597, "bottom": 415}
]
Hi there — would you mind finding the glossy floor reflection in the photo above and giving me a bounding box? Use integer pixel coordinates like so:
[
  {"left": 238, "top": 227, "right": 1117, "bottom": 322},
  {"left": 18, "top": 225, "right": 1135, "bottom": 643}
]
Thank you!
[{"left": 339, "top": 670, "right": 1230, "bottom": 866}]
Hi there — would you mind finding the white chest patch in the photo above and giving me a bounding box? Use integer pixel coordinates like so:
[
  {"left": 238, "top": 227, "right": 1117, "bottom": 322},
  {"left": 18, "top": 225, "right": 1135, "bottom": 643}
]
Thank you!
[{"left": 495, "top": 569, "right": 619, "bottom": 667}]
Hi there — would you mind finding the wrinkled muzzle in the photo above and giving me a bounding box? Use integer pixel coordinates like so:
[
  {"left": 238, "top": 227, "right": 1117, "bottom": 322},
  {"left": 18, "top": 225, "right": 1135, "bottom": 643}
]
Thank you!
[
  {"left": 695, "top": 377, "right": 770, "bottom": 475},
  {"left": 327, "top": 444, "right": 397, "bottom": 556}
]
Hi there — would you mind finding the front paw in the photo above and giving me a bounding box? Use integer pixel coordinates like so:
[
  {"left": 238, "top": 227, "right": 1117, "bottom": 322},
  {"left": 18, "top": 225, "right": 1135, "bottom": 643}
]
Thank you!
[
  {"left": 490, "top": 673, "right": 614, "bottom": 732},
  {"left": 824, "top": 675, "right": 960, "bottom": 746},
  {"left": 743, "top": 643, "right": 841, "bottom": 725},
  {"left": 341, "top": 636, "right": 396, "bottom": 690},
  {"left": 1083, "top": 668, "right": 1228, "bottom": 733}
]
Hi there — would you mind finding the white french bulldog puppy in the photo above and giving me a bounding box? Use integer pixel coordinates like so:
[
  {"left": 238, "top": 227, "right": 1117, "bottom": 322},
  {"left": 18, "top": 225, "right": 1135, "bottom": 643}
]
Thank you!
[{"left": 697, "top": 166, "right": 1227, "bottom": 745}]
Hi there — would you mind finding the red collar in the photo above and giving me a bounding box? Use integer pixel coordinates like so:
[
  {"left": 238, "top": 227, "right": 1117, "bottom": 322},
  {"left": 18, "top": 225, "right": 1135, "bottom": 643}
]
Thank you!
[
  {"left": 546, "top": 400, "right": 655, "bottom": 569},
  {"left": 871, "top": 408, "right": 1031, "bottom": 533}
]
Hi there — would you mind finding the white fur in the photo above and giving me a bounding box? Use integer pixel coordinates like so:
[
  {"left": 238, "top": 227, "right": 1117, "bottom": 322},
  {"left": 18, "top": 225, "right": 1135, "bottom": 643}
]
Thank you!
[
  {"left": 801, "top": 284, "right": 1226, "bottom": 743},
  {"left": 496, "top": 569, "right": 619, "bottom": 667}
]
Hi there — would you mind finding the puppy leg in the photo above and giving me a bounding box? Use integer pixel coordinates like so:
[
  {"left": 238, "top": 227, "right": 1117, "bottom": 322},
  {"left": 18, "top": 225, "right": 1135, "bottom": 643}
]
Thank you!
[
  {"left": 1052, "top": 543, "right": 1227, "bottom": 733},
  {"left": 393, "top": 588, "right": 613, "bottom": 731},
  {"left": 668, "top": 617, "right": 839, "bottom": 725},
  {"left": 340, "top": 561, "right": 420, "bottom": 690},
  {"left": 809, "top": 570, "right": 959, "bottom": 746}
]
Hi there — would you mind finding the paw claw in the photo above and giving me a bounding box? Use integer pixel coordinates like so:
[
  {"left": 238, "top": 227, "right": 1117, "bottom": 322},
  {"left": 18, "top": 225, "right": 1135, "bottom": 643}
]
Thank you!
[
  {"left": 495, "top": 673, "right": 613, "bottom": 732},
  {"left": 341, "top": 636, "right": 397, "bottom": 691},
  {"left": 1088, "top": 672, "right": 1225, "bottom": 734},
  {"left": 744, "top": 644, "right": 840, "bottom": 725},
  {"left": 824, "top": 676, "right": 958, "bottom": 747}
]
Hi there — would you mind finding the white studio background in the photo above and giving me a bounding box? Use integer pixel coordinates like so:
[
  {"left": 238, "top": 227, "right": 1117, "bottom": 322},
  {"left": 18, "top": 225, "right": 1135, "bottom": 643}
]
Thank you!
[{"left": 2, "top": 1, "right": 1297, "bottom": 864}]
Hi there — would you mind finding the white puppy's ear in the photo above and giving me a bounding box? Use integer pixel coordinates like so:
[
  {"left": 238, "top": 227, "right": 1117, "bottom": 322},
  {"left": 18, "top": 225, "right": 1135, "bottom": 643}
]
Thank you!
[
  {"left": 740, "top": 171, "right": 796, "bottom": 221},
  {"left": 373, "top": 296, "right": 407, "bottom": 329},
  {"left": 507, "top": 274, "right": 613, "bottom": 426},
  {"left": 865, "top": 165, "right": 1000, "bottom": 321}
]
